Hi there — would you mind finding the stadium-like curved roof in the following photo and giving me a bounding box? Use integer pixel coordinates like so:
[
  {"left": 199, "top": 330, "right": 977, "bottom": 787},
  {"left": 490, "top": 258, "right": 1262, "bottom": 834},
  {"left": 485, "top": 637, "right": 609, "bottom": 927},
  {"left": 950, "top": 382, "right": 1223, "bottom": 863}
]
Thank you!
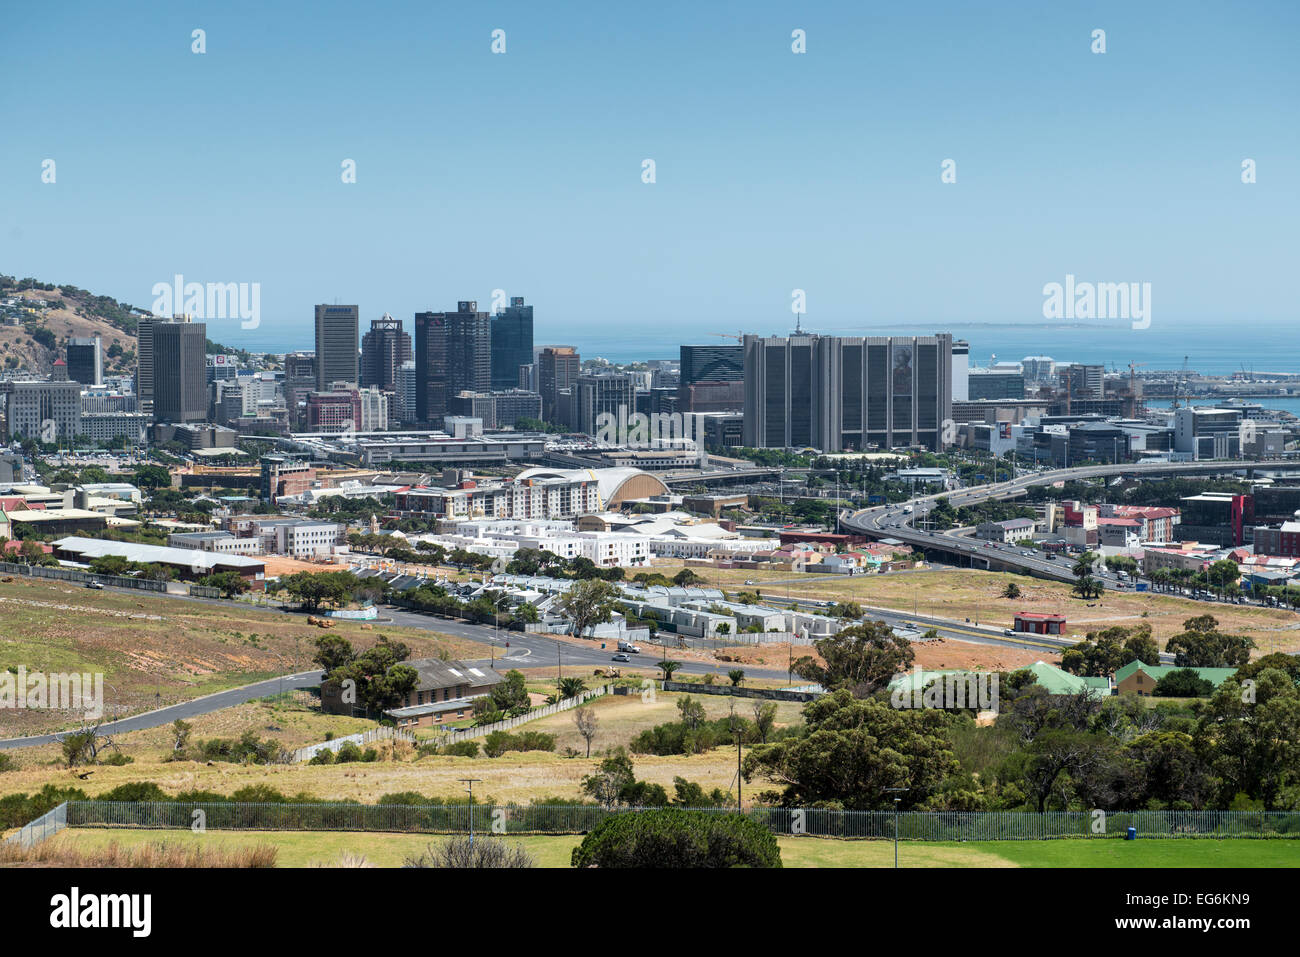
[{"left": 514, "top": 466, "right": 669, "bottom": 508}]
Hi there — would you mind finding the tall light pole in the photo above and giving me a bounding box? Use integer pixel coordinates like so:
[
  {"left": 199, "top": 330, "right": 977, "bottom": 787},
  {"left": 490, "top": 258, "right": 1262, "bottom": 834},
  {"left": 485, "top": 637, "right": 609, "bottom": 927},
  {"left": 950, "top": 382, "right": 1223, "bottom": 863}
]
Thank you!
[
  {"left": 884, "top": 787, "right": 910, "bottom": 868},
  {"left": 460, "top": 778, "right": 482, "bottom": 848},
  {"left": 491, "top": 592, "right": 508, "bottom": 667}
]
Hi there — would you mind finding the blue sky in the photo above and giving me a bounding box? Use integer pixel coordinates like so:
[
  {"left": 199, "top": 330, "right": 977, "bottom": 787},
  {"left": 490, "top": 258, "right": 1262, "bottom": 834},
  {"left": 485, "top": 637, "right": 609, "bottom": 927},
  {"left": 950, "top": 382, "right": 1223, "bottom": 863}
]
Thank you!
[{"left": 1, "top": 0, "right": 1296, "bottom": 354}]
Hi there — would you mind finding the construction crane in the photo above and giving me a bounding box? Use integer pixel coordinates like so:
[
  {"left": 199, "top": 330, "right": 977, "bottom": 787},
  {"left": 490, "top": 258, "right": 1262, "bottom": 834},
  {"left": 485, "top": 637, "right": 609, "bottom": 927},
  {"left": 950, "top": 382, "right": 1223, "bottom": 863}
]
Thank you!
[
  {"left": 710, "top": 332, "right": 744, "bottom": 342},
  {"left": 1128, "top": 361, "right": 1146, "bottom": 416},
  {"left": 1171, "top": 355, "right": 1190, "bottom": 410}
]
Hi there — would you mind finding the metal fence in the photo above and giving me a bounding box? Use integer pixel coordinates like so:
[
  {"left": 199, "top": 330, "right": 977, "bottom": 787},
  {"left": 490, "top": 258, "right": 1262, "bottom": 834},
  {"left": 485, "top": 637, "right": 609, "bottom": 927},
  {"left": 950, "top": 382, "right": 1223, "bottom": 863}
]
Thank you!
[
  {"left": 5, "top": 801, "right": 69, "bottom": 849},
  {"left": 0, "top": 560, "right": 168, "bottom": 592},
  {"left": 61, "top": 802, "right": 1300, "bottom": 840}
]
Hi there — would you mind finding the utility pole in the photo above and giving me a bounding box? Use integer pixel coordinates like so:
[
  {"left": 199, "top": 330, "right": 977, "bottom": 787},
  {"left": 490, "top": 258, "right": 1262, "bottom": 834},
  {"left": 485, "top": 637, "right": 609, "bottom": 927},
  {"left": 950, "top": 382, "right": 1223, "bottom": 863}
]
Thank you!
[
  {"left": 459, "top": 778, "right": 482, "bottom": 848},
  {"left": 736, "top": 724, "right": 743, "bottom": 813}
]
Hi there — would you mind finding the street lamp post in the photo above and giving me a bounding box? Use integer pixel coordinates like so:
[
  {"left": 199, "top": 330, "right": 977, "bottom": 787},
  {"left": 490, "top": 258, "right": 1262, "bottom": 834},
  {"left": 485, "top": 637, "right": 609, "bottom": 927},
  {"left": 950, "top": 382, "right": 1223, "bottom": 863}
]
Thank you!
[
  {"left": 460, "top": 778, "right": 482, "bottom": 848},
  {"left": 884, "top": 787, "right": 910, "bottom": 868}
]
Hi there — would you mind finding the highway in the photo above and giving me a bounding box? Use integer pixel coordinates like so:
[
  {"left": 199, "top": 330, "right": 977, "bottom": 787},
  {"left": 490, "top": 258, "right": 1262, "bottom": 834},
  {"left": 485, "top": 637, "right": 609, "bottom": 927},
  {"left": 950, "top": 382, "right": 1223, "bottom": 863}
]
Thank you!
[{"left": 840, "top": 457, "right": 1300, "bottom": 583}]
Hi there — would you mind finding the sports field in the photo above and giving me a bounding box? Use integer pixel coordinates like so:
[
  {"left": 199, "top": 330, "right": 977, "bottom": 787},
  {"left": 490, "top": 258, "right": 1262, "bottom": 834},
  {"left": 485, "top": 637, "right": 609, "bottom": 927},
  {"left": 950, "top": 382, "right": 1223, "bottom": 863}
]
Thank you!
[{"left": 52, "top": 828, "right": 1300, "bottom": 868}]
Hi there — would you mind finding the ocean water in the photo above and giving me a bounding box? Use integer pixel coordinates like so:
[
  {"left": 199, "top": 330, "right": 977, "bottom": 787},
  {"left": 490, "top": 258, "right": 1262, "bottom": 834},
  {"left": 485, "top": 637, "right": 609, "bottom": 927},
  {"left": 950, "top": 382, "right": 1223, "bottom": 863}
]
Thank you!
[
  {"left": 569, "top": 322, "right": 1300, "bottom": 376},
  {"left": 241, "top": 319, "right": 1299, "bottom": 377}
]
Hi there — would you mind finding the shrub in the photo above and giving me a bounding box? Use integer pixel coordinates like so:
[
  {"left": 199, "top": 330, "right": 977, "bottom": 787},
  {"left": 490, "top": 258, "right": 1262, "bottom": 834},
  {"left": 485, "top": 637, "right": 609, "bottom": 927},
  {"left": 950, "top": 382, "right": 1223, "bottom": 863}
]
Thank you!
[
  {"left": 570, "top": 809, "right": 782, "bottom": 868},
  {"left": 98, "top": 782, "right": 168, "bottom": 803},
  {"left": 1154, "top": 668, "right": 1215, "bottom": 697},
  {"left": 483, "top": 730, "right": 555, "bottom": 758},
  {"left": 377, "top": 792, "right": 445, "bottom": 806},
  {"left": 335, "top": 742, "right": 364, "bottom": 763},
  {"left": 441, "top": 741, "right": 481, "bottom": 758},
  {"left": 404, "top": 836, "right": 535, "bottom": 869}
]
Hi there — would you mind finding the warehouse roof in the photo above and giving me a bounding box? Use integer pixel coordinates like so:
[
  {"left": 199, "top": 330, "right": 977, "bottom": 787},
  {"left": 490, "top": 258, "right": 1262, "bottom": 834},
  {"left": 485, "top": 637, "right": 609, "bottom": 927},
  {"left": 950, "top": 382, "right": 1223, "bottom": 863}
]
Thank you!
[{"left": 52, "top": 536, "right": 265, "bottom": 571}]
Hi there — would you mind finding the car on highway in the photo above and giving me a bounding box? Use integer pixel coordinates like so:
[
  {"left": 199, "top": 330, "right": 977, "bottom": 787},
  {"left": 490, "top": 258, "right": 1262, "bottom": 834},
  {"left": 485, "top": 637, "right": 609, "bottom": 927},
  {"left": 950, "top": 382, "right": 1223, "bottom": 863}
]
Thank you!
[
  {"left": 744, "top": 580, "right": 756, "bottom": 585},
  {"left": 86, "top": 580, "right": 105, "bottom": 590},
  {"left": 612, "top": 653, "right": 631, "bottom": 662}
]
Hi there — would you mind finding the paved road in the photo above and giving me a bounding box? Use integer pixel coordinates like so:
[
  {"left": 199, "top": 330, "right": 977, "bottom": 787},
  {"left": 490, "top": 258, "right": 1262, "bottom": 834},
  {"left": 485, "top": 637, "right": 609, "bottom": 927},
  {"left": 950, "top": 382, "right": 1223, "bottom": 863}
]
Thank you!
[
  {"left": 379, "top": 605, "right": 793, "bottom": 681},
  {"left": 0, "top": 600, "right": 793, "bottom": 750},
  {"left": 0, "top": 671, "right": 321, "bottom": 750}
]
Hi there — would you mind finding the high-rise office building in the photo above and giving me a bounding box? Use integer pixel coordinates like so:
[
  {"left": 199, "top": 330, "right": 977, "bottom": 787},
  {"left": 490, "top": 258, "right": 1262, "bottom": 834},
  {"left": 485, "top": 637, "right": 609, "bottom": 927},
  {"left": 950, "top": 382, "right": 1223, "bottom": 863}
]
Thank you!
[
  {"left": 152, "top": 319, "right": 208, "bottom": 423},
  {"left": 360, "top": 314, "right": 412, "bottom": 391},
  {"left": 284, "top": 352, "right": 316, "bottom": 380},
  {"left": 967, "top": 370, "right": 1026, "bottom": 400},
  {"left": 314, "top": 304, "right": 360, "bottom": 390},
  {"left": 1061, "top": 363, "right": 1105, "bottom": 400},
  {"left": 576, "top": 373, "right": 635, "bottom": 435},
  {"left": 743, "top": 333, "right": 953, "bottom": 451},
  {"left": 136, "top": 317, "right": 157, "bottom": 414},
  {"left": 951, "top": 340, "right": 970, "bottom": 401},
  {"left": 1, "top": 380, "right": 82, "bottom": 442},
  {"left": 66, "top": 336, "right": 103, "bottom": 386},
  {"left": 414, "top": 302, "right": 490, "bottom": 426},
  {"left": 490, "top": 297, "right": 534, "bottom": 391},
  {"left": 538, "top": 346, "right": 580, "bottom": 425},
  {"left": 680, "top": 344, "right": 743, "bottom": 384}
]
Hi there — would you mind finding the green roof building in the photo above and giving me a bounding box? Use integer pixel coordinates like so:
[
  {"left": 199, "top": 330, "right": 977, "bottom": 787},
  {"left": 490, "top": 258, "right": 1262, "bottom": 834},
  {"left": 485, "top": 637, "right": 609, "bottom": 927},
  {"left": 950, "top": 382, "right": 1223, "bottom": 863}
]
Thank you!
[{"left": 1114, "top": 661, "right": 1237, "bottom": 696}]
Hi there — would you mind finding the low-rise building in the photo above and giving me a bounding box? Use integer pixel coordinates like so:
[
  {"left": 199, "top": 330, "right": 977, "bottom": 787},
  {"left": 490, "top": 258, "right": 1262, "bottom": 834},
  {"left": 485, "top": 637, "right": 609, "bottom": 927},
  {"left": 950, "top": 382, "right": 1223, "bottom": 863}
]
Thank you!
[
  {"left": 321, "top": 658, "right": 504, "bottom": 727},
  {"left": 1114, "top": 661, "right": 1237, "bottom": 697},
  {"left": 975, "top": 518, "right": 1036, "bottom": 543}
]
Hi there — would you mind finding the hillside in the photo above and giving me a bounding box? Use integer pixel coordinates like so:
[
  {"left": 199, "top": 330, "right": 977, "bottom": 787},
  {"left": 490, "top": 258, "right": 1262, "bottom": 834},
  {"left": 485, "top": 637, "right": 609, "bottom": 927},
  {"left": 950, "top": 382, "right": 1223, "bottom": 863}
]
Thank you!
[
  {"left": 0, "top": 277, "right": 140, "bottom": 378},
  {"left": 0, "top": 274, "right": 250, "bottom": 377}
]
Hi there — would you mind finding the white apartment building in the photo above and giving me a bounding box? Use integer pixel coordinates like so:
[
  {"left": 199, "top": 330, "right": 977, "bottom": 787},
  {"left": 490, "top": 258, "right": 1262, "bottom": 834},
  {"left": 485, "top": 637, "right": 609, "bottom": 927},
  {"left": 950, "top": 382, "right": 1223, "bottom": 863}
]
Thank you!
[
  {"left": 218, "top": 515, "right": 342, "bottom": 559},
  {"left": 168, "top": 531, "right": 265, "bottom": 555}
]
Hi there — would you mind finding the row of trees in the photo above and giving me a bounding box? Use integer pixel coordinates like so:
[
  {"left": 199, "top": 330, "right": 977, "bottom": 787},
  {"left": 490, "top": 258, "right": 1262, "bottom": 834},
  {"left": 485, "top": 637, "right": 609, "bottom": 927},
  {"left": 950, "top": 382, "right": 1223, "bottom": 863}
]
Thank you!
[{"left": 731, "top": 623, "right": 1300, "bottom": 812}]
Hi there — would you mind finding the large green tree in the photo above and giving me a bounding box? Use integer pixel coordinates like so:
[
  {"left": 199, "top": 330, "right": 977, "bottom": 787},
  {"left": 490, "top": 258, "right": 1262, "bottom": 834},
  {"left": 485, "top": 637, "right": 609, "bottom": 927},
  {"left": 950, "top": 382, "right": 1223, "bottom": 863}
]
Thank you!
[
  {"left": 1060, "top": 625, "right": 1160, "bottom": 677},
  {"left": 557, "top": 578, "right": 622, "bottom": 638},
  {"left": 1165, "top": 615, "right": 1254, "bottom": 668},
  {"left": 1195, "top": 669, "right": 1300, "bottom": 810},
  {"left": 791, "top": 620, "right": 915, "bottom": 696},
  {"left": 742, "top": 690, "right": 957, "bottom": 810}
]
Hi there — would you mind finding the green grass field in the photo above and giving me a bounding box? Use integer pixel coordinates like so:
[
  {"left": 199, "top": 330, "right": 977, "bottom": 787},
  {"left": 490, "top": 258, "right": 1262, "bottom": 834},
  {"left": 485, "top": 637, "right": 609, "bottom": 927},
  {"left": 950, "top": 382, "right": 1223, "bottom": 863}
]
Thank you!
[{"left": 54, "top": 828, "right": 1299, "bottom": 868}]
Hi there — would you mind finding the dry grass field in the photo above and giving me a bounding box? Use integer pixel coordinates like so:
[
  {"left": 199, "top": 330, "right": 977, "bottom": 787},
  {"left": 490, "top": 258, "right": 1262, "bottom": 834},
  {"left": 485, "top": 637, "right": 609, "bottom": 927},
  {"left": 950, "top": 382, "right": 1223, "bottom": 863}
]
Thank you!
[
  {"left": 0, "top": 689, "right": 803, "bottom": 806},
  {"left": 658, "top": 565, "right": 1300, "bottom": 654},
  {"left": 0, "top": 575, "right": 481, "bottom": 735}
]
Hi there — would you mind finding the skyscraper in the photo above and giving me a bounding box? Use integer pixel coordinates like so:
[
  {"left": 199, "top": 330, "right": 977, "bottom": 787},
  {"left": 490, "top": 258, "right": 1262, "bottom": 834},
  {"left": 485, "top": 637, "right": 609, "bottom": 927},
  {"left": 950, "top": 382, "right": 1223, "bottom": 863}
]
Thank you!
[
  {"left": 314, "top": 304, "right": 359, "bottom": 389},
  {"left": 576, "top": 373, "right": 634, "bottom": 436},
  {"left": 136, "top": 317, "right": 157, "bottom": 414},
  {"left": 538, "top": 346, "right": 580, "bottom": 425},
  {"left": 490, "top": 297, "right": 533, "bottom": 391},
  {"left": 66, "top": 336, "right": 103, "bottom": 386},
  {"left": 743, "top": 333, "right": 953, "bottom": 451},
  {"left": 152, "top": 319, "right": 208, "bottom": 423},
  {"left": 414, "top": 301, "right": 490, "bottom": 426},
  {"left": 360, "top": 314, "right": 412, "bottom": 391}
]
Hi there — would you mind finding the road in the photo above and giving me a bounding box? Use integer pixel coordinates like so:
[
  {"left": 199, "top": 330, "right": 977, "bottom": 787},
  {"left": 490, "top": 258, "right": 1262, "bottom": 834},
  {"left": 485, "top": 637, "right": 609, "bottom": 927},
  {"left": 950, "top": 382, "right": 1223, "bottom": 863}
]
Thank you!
[
  {"left": 379, "top": 605, "right": 792, "bottom": 681},
  {"left": 0, "top": 599, "right": 792, "bottom": 750},
  {"left": 0, "top": 671, "right": 321, "bottom": 750}
]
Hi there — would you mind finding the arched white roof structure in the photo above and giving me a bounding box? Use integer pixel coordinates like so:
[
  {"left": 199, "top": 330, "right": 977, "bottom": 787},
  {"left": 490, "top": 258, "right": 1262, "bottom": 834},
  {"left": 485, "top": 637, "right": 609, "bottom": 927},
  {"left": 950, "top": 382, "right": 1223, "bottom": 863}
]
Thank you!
[{"left": 514, "top": 466, "right": 669, "bottom": 508}]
